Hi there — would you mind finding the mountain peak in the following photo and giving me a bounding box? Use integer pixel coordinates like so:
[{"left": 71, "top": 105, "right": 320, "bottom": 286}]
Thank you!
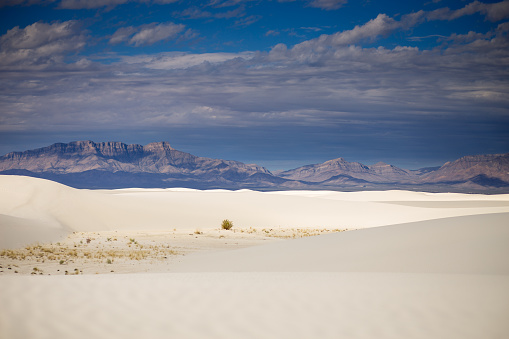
[
  {"left": 424, "top": 152, "right": 509, "bottom": 183},
  {"left": 0, "top": 141, "right": 274, "bottom": 189},
  {"left": 371, "top": 161, "right": 390, "bottom": 167},
  {"left": 143, "top": 141, "right": 174, "bottom": 152},
  {"left": 324, "top": 157, "right": 346, "bottom": 164},
  {"left": 0, "top": 143, "right": 507, "bottom": 191}
]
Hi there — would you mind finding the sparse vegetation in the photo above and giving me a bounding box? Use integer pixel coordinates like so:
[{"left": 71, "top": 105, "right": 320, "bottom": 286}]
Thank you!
[
  {"left": 0, "top": 238, "right": 179, "bottom": 264},
  {"left": 221, "top": 219, "right": 233, "bottom": 230},
  {"left": 0, "top": 228, "right": 351, "bottom": 276}
]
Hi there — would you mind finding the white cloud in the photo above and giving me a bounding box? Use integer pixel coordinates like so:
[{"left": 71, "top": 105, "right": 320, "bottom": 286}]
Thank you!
[
  {"left": 58, "top": 0, "right": 177, "bottom": 9},
  {"left": 282, "top": 13, "right": 404, "bottom": 59},
  {"left": 234, "top": 15, "right": 262, "bottom": 27},
  {"left": 497, "top": 21, "right": 509, "bottom": 32},
  {"left": 109, "top": 26, "right": 137, "bottom": 44},
  {"left": 268, "top": 1, "right": 509, "bottom": 61},
  {"left": 266, "top": 30, "right": 280, "bottom": 37},
  {"left": 301, "top": 27, "right": 323, "bottom": 32},
  {"left": 59, "top": 0, "right": 129, "bottom": 9},
  {"left": 276, "top": 0, "right": 347, "bottom": 10},
  {"left": 121, "top": 51, "right": 255, "bottom": 69},
  {"left": 175, "top": 5, "right": 245, "bottom": 20},
  {"left": 427, "top": 0, "right": 509, "bottom": 22},
  {"left": 0, "top": 20, "right": 86, "bottom": 68},
  {"left": 130, "top": 23, "right": 185, "bottom": 46},
  {"left": 446, "top": 31, "right": 492, "bottom": 43},
  {"left": 207, "top": 0, "right": 255, "bottom": 8},
  {"left": 0, "top": 0, "right": 55, "bottom": 6},
  {"left": 307, "top": 0, "right": 347, "bottom": 10},
  {"left": 109, "top": 22, "right": 186, "bottom": 46}
]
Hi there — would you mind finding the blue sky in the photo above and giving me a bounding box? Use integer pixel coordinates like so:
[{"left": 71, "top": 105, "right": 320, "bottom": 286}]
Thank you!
[{"left": 0, "top": 0, "right": 508, "bottom": 170}]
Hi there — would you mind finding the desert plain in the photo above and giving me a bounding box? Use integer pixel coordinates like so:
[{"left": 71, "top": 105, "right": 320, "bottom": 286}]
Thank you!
[{"left": 1, "top": 174, "right": 509, "bottom": 338}]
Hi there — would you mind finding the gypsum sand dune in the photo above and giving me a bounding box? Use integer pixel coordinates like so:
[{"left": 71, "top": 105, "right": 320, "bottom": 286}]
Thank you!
[
  {"left": 1, "top": 212, "right": 508, "bottom": 339},
  {"left": 1, "top": 272, "right": 508, "bottom": 339},
  {"left": 171, "top": 212, "right": 509, "bottom": 274},
  {"left": 2, "top": 175, "right": 509, "bottom": 251},
  {"left": 1, "top": 176, "right": 509, "bottom": 338},
  {"left": 1, "top": 228, "right": 344, "bottom": 276}
]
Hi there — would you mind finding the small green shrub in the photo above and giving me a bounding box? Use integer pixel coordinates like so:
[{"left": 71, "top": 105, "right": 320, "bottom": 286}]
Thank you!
[{"left": 221, "top": 219, "right": 233, "bottom": 230}]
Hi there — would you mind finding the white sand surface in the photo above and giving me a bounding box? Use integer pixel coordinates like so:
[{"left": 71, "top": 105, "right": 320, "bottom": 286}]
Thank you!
[
  {"left": 2, "top": 175, "right": 509, "bottom": 249},
  {"left": 1, "top": 175, "right": 509, "bottom": 338},
  {"left": 0, "top": 214, "right": 68, "bottom": 249},
  {"left": 172, "top": 212, "right": 509, "bottom": 274},
  {"left": 1, "top": 272, "right": 508, "bottom": 339}
]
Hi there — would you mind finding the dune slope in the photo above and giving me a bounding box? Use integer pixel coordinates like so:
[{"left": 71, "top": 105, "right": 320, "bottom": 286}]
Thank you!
[
  {"left": 2, "top": 175, "right": 509, "bottom": 250},
  {"left": 172, "top": 212, "right": 509, "bottom": 274},
  {"left": 1, "top": 175, "right": 509, "bottom": 339}
]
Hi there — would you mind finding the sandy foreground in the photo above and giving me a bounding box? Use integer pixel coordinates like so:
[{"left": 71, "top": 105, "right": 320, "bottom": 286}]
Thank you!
[{"left": 1, "top": 175, "right": 509, "bottom": 338}]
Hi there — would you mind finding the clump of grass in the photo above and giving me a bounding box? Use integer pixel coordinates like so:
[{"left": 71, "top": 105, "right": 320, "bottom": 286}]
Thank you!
[
  {"left": 31, "top": 267, "right": 42, "bottom": 275},
  {"left": 221, "top": 219, "right": 233, "bottom": 230}
]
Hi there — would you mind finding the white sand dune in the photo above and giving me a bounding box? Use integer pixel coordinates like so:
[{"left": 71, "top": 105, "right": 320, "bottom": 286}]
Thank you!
[
  {"left": 1, "top": 175, "right": 509, "bottom": 339},
  {"left": 2, "top": 175, "right": 509, "bottom": 249},
  {"left": 1, "top": 272, "right": 508, "bottom": 339},
  {"left": 0, "top": 214, "right": 68, "bottom": 249},
  {"left": 172, "top": 212, "right": 509, "bottom": 274}
]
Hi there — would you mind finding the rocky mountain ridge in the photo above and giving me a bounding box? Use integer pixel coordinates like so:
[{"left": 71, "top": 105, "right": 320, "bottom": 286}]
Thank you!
[
  {"left": 1, "top": 141, "right": 508, "bottom": 192},
  {"left": 0, "top": 141, "right": 270, "bottom": 177},
  {"left": 279, "top": 158, "right": 417, "bottom": 183},
  {"left": 421, "top": 153, "right": 509, "bottom": 184}
]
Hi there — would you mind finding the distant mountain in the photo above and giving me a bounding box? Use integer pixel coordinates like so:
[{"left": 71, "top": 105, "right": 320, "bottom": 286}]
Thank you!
[
  {"left": 0, "top": 141, "right": 280, "bottom": 189},
  {"left": 421, "top": 153, "right": 509, "bottom": 185},
  {"left": 0, "top": 141, "right": 507, "bottom": 192},
  {"left": 279, "top": 153, "right": 509, "bottom": 190},
  {"left": 278, "top": 158, "right": 417, "bottom": 183}
]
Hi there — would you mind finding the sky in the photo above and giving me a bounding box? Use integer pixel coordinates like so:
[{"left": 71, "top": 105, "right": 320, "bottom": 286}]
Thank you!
[{"left": 0, "top": 0, "right": 508, "bottom": 171}]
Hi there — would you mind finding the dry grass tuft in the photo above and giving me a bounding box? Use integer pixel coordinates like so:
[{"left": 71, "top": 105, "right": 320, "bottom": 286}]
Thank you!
[{"left": 221, "top": 219, "right": 233, "bottom": 230}]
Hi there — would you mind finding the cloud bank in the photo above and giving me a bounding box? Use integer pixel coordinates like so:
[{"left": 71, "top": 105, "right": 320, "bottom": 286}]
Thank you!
[{"left": 0, "top": 1, "right": 508, "bottom": 166}]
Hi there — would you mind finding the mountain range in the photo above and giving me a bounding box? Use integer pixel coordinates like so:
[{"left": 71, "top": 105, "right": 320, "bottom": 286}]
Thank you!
[{"left": 0, "top": 140, "right": 508, "bottom": 193}]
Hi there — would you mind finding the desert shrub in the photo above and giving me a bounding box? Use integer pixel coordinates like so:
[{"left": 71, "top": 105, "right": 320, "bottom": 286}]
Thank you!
[{"left": 221, "top": 219, "right": 233, "bottom": 230}]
